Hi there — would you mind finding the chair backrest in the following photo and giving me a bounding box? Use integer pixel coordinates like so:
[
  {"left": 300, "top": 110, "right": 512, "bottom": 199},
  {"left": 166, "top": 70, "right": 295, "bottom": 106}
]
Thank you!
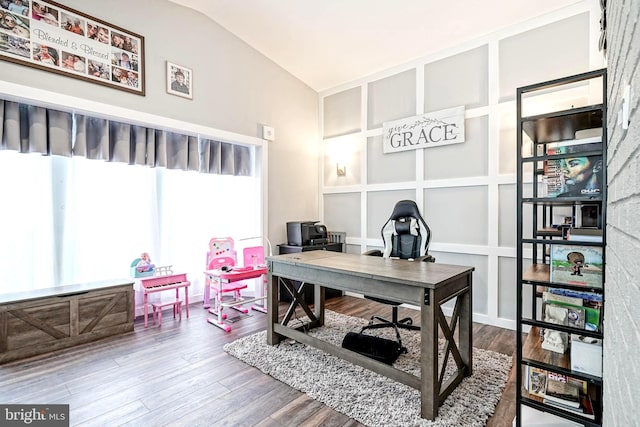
[
  {"left": 207, "top": 256, "right": 235, "bottom": 270},
  {"left": 380, "top": 200, "right": 431, "bottom": 259},
  {"left": 243, "top": 246, "right": 265, "bottom": 267}
]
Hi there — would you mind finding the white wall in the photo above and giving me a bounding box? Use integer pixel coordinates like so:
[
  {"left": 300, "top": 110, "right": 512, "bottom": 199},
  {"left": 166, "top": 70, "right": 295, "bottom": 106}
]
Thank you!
[
  {"left": 603, "top": 0, "right": 640, "bottom": 424},
  {"left": 0, "top": 0, "right": 319, "bottom": 247},
  {"left": 319, "top": 0, "right": 606, "bottom": 329}
]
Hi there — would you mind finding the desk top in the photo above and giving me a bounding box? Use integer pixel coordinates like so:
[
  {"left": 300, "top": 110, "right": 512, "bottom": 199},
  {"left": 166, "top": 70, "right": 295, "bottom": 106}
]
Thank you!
[
  {"left": 267, "top": 251, "right": 473, "bottom": 290},
  {"left": 204, "top": 266, "right": 267, "bottom": 281}
]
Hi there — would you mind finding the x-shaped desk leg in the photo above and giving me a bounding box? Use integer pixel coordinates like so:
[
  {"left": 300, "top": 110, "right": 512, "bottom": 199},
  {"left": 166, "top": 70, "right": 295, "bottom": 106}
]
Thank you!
[{"left": 279, "top": 278, "right": 318, "bottom": 326}]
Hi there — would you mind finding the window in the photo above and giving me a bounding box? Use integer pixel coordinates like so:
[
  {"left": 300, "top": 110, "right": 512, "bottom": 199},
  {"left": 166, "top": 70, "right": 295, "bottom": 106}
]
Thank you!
[{"left": 0, "top": 150, "right": 262, "bottom": 299}]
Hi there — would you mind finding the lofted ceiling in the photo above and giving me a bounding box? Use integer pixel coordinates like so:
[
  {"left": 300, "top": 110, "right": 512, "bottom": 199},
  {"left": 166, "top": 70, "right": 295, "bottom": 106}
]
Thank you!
[{"left": 168, "top": 0, "right": 582, "bottom": 92}]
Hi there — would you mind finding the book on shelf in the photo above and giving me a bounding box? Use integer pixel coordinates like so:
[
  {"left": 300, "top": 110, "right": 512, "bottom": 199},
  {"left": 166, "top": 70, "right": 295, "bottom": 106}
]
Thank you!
[
  {"left": 568, "top": 227, "right": 603, "bottom": 243},
  {"left": 528, "top": 367, "right": 547, "bottom": 398},
  {"left": 542, "top": 144, "right": 603, "bottom": 198},
  {"left": 540, "top": 290, "right": 583, "bottom": 334},
  {"left": 542, "top": 159, "right": 565, "bottom": 197},
  {"left": 543, "top": 299, "right": 600, "bottom": 332},
  {"left": 547, "top": 371, "right": 588, "bottom": 395},
  {"left": 541, "top": 303, "right": 569, "bottom": 353},
  {"left": 550, "top": 244, "right": 603, "bottom": 289},
  {"left": 547, "top": 287, "right": 603, "bottom": 308},
  {"left": 545, "top": 376, "right": 581, "bottom": 408},
  {"left": 543, "top": 290, "right": 583, "bottom": 307},
  {"left": 546, "top": 139, "right": 602, "bottom": 155},
  {"left": 542, "top": 303, "right": 569, "bottom": 326},
  {"left": 567, "top": 306, "right": 586, "bottom": 329},
  {"left": 544, "top": 394, "right": 596, "bottom": 420}
]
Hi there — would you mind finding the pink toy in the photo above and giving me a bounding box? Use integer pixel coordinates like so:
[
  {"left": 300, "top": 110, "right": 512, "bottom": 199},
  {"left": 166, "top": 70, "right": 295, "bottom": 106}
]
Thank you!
[
  {"left": 140, "top": 273, "right": 190, "bottom": 328},
  {"left": 203, "top": 238, "right": 267, "bottom": 332},
  {"left": 243, "top": 246, "right": 268, "bottom": 313},
  {"left": 152, "top": 299, "right": 183, "bottom": 326},
  {"left": 204, "top": 238, "right": 248, "bottom": 331},
  {"left": 203, "top": 237, "right": 235, "bottom": 309},
  {"left": 136, "top": 252, "right": 155, "bottom": 273}
]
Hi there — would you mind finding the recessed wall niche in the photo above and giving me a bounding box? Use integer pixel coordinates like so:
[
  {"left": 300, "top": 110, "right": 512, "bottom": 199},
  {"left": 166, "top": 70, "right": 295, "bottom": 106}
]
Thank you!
[
  {"left": 424, "top": 186, "right": 488, "bottom": 245},
  {"left": 424, "top": 115, "right": 489, "bottom": 180},
  {"left": 498, "top": 256, "right": 516, "bottom": 320},
  {"left": 367, "top": 69, "right": 416, "bottom": 130},
  {"left": 323, "top": 86, "right": 361, "bottom": 138},
  {"left": 424, "top": 45, "right": 489, "bottom": 112},
  {"left": 431, "top": 252, "right": 489, "bottom": 315},
  {"left": 498, "top": 12, "right": 590, "bottom": 102},
  {"left": 323, "top": 135, "right": 362, "bottom": 187},
  {"left": 367, "top": 135, "right": 415, "bottom": 184},
  {"left": 323, "top": 192, "right": 361, "bottom": 238}
]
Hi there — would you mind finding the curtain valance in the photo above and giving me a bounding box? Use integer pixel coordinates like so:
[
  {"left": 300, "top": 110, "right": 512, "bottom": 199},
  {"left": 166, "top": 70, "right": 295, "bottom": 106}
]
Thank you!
[{"left": 0, "top": 99, "right": 251, "bottom": 176}]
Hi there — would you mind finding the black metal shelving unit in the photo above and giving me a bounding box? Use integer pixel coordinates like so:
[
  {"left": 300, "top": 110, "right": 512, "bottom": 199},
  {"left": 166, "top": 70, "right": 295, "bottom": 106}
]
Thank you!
[{"left": 516, "top": 69, "right": 607, "bottom": 427}]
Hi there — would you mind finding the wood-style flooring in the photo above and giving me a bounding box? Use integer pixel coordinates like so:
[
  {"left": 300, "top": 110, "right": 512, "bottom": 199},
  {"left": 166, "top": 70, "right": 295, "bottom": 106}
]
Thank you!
[{"left": 0, "top": 295, "right": 516, "bottom": 426}]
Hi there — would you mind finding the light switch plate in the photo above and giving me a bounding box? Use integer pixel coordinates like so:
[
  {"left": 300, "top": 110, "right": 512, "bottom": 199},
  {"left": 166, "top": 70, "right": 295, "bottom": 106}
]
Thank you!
[{"left": 263, "top": 125, "right": 275, "bottom": 141}]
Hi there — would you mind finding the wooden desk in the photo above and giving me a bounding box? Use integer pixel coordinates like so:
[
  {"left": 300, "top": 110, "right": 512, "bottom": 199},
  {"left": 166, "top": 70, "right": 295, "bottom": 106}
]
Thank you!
[
  {"left": 266, "top": 251, "right": 474, "bottom": 420},
  {"left": 140, "top": 273, "right": 190, "bottom": 328}
]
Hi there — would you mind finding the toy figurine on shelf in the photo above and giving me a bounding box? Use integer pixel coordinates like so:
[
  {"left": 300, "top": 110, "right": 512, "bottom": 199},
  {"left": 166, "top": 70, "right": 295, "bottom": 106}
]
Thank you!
[{"left": 136, "top": 252, "right": 155, "bottom": 273}]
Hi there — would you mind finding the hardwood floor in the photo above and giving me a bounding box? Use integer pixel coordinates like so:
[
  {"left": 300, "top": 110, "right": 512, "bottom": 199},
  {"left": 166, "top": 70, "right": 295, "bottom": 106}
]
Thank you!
[{"left": 0, "top": 296, "right": 516, "bottom": 426}]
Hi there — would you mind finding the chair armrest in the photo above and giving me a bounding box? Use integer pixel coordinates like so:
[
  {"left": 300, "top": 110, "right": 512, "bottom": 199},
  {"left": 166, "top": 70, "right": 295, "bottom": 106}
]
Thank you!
[
  {"left": 407, "top": 255, "right": 435, "bottom": 262},
  {"left": 363, "top": 249, "right": 383, "bottom": 257}
]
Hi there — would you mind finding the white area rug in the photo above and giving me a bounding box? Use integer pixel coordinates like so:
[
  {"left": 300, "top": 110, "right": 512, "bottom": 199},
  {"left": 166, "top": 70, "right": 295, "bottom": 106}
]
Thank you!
[{"left": 224, "top": 311, "right": 512, "bottom": 427}]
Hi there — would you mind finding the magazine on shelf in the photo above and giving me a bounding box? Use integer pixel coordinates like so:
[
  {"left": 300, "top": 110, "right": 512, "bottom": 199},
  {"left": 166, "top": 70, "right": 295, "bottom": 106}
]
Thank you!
[
  {"left": 550, "top": 244, "right": 603, "bottom": 288},
  {"left": 528, "top": 367, "right": 548, "bottom": 398},
  {"left": 542, "top": 154, "right": 603, "bottom": 198},
  {"left": 547, "top": 371, "right": 588, "bottom": 395},
  {"left": 542, "top": 139, "right": 603, "bottom": 198}
]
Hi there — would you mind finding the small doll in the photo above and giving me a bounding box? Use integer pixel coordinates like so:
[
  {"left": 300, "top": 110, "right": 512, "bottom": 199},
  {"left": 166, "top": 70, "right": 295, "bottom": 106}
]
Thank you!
[{"left": 136, "top": 252, "right": 155, "bottom": 273}]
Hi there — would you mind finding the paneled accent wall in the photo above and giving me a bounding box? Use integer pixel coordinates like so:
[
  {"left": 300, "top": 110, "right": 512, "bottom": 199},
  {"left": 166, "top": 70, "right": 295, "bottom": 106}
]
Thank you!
[{"left": 319, "top": 1, "right": 605, "bottom": 329}]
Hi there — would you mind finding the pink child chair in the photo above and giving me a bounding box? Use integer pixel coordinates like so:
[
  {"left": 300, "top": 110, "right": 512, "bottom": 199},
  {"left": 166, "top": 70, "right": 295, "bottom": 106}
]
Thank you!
[
  {"left": 243, "top": 246, "right": 268, "bottom": 313},
  {"left": 204, "top": 237, "right": 249, "bottom": 331}
]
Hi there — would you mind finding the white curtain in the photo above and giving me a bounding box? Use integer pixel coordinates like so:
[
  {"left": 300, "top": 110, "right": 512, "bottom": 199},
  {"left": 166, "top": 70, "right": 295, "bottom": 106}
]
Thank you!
[
  {"left": 0, "top": 96, "right": 261, "bottom": 312},
  {"left": 0, "top": 151, "right": 261, "bottom": 304},
  {"left": 0, "top": 151, "right": 56, "bottom": 293},
  {"left": 56, "top": 156, "right": 160, "bottom": 285}
]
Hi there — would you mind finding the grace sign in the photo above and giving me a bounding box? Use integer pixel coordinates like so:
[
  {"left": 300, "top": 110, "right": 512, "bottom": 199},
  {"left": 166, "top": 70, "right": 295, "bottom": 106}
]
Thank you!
[{"left": 382, "top": 106, "right": 465, "bottom": 154}]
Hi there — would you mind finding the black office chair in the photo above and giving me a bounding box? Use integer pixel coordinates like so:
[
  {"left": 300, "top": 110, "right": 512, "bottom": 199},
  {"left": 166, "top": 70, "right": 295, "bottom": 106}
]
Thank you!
[{"left": 364, "top": 200, "right": 434, "bottom": 331}]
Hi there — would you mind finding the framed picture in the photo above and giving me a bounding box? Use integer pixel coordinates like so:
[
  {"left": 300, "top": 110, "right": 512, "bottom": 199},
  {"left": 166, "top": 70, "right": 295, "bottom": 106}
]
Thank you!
[
  {"left": 166, "top": 61, "right": 192, "bottom": 99},
  {"left": 0, "top": 0, "right": 145, "bottom": 95}
]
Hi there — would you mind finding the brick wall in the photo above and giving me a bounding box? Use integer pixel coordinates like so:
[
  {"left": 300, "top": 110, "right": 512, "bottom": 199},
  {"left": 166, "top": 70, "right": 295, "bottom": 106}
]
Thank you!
[{"left": 603, "top": 1, "right": 640, "bottom": 425}]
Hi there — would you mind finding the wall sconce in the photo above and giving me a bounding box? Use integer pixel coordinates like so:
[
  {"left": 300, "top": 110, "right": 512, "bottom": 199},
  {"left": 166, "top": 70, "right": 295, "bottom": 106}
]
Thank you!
[{"left": 336, "top": 163, "right": 347, "bottom": 176}]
